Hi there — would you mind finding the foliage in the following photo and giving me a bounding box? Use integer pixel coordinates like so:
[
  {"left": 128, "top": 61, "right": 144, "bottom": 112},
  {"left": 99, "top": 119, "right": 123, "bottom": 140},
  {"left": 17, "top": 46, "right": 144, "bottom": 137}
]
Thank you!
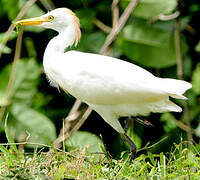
[
  {"left": 120, "top": 0, "right": 177, "bottom": 19},
  {"left": 66, "top": 131, "right": 105, "bottom": 161},
  {"left": 0, "top": 0, "right": 200, "bottom": 178},
  {"left": 0, "top": 141, "right": 200, "bottom": 179},
  {"left": 118, "top": 19, "right": 188, "bottom": 68}
]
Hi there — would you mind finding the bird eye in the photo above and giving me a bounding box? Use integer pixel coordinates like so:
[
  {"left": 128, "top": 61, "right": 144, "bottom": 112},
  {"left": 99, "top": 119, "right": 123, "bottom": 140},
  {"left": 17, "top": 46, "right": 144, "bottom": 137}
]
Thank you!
[{"left": 47, "top": 15, "right": 54, "bottom": 21}]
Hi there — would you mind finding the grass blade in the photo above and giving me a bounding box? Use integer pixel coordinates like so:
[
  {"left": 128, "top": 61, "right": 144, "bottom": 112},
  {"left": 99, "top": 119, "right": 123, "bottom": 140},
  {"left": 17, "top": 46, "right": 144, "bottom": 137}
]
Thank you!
[{"left": 4, "top": 114, "right": 18, "bottom": 154}]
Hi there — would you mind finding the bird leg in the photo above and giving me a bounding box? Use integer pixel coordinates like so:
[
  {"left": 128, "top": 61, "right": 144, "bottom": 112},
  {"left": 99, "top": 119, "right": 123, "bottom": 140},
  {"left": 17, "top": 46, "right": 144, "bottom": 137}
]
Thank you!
[
  {"left": 134, "top": 117, "right": 154, "bottom": 127},
  {"left": 126, "top": 116, "right": 154, "bottom": 128},
  {"left": 121, "top": 133, "right": 137, "bottom": 163},
  {"left": 124, "top": 118, "right": 130, "bottom": 132}
]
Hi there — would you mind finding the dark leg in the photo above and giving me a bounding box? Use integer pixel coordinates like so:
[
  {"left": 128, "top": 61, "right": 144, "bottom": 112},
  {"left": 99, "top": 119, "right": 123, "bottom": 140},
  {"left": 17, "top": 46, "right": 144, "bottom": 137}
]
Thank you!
[
  {"left": 124, "top": 117, "right": 130, "bottom": 132},
  {"left": 121, "top": 133, "right": 137, "bottom": 163},
  {"left": 135, "top": 117, "right": 154, "bottom": 127}
]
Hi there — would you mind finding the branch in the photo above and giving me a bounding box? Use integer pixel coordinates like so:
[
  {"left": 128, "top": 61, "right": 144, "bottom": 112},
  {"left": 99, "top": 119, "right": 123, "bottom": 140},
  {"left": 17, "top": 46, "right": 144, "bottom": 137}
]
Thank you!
[
  {"left": 93, "top": 18, "right": 111, "bottom": 33},
  {"left": 112, "top": 0, "right": 120, "bottom": 28},
  {"left": 93, "top": 0, "right": 121, "bottom": 35},
  {"left": 148, "top": 11, "right": 180, "bottom": 24},
  {"left": 100, "top": 0, "right": 139, "bottom": 54}
]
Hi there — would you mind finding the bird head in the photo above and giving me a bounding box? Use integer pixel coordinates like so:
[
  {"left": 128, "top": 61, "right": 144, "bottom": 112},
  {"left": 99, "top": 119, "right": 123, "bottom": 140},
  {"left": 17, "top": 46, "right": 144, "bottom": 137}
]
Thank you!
[{"left": 15, "top": 8, "right": 81, "bottom": 46}]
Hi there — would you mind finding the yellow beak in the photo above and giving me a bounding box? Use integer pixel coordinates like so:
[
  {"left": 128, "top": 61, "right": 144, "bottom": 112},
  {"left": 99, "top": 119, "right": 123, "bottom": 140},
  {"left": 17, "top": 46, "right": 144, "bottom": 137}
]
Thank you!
[{"left": 15, "top": 17, "right": 49, "bottom": 26}]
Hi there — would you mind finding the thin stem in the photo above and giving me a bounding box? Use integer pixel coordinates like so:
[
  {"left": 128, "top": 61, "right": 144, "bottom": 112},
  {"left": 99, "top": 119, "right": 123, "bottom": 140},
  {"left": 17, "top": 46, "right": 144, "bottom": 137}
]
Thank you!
[
  {"left": 94, "top": 18, "right": 111, "bottom": 33},
  {"left": 0, "top": 29, "right": 23, "bottom": 122},
  {"left": 100, "top": 0, "right": 139, "bottom": 54},
  {"left": 112, "top": 0, "right": 120, "bottom": 28},
  {"left": 175, "top": 20, "right": 183, "bottom": 80},
  {"left": 175, "top": 19, "right": 193, "bottom": 144},
  {"left": 149, "top": 11, "right": 180, "bottom": 24}
]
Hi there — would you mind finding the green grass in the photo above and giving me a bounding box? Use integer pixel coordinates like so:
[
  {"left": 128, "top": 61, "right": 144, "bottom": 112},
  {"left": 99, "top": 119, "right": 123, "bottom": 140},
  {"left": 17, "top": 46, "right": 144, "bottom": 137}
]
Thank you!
[{"left": 0, "top": 142, "right": 200, "bottom": 179}]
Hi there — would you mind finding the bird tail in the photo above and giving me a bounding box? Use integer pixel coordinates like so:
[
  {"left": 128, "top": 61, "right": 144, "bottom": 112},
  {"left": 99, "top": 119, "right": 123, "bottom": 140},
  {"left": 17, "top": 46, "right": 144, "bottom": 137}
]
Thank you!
[{"left": 157, "top": 78, "right": 192, "bottom": 100}]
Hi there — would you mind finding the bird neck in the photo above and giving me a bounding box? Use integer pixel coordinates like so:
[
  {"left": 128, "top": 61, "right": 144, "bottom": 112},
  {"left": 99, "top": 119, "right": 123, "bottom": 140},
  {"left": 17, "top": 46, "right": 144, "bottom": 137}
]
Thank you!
[{"left": 45, "top": 25, "right": 76, "bottom": 55}]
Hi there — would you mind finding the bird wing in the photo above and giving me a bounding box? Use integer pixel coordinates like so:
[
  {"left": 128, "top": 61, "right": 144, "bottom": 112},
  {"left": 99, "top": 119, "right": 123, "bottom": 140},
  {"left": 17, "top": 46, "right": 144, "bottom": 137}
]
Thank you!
[{"left": 54, "top": 51, "right": 168, "bottom": 105}]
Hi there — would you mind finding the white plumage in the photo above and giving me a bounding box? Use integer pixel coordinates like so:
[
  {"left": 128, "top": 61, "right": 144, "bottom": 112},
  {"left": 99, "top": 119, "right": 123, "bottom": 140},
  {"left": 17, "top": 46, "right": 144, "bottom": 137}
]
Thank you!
[
  {"left": 44, "top": 50, "right": 191, "bottom": 133},
  {"left": 16, "top": 8, "right": 192, "bottom": 159}
]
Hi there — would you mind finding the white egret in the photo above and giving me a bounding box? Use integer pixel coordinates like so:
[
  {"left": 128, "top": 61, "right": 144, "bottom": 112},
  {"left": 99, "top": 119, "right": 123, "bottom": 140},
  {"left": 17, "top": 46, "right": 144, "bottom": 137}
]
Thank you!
[{"left": 15, "top": 8, "right": 192, "bottom": 161}]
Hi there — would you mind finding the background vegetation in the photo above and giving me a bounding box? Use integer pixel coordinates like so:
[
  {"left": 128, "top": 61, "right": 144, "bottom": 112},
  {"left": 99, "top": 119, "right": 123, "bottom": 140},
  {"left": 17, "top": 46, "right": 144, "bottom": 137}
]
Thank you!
[{"left": 0, "top": 0, "right": 200, "bottom": 178}]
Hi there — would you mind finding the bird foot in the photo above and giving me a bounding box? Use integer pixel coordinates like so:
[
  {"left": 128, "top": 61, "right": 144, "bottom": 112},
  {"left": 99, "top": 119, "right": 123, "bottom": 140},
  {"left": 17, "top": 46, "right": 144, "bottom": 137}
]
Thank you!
[{"left": 121, "top": 133, "right": 137, "bottom": 164}]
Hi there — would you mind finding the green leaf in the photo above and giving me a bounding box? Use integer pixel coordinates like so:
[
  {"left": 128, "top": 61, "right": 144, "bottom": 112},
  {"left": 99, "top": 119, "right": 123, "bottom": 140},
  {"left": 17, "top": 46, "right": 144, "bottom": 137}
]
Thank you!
[
  {"left": 0, "top": 31, "right": 17, "bottom": 42},
  {"left": 148, "top": 128, "right": 187, "bottom": 153},
  {"left": 127, "top": 132, "right": 142, "bottom": 149},
  {"left": 75, "top": 9, "right": 96, "bottom": 31},
  {"left": 120, "top": 0, "right": 177, "bottom": 19},
  {"left": 118, "top": 20, "right": 187, "bottom": 68},
  {"left": 0, "top": 58, "right": 41, "bottom": 106},
  {"left": 183, "top": 56, "right": 192, "bottom": 77},
  {"left": 160, "top": 113, "right": 177, "bottom": 133},
  {"left": 4, "top": 114, "right": 18, "bottom": 153},
  {"left": 188, "top": 151, "right": 196, "bottom": 165},
  {"left": 195, "top": 122, "right": 200, "bottom": 137},
  {"left": 0, "top": 65, "right": 11, "bottom": 105},
  {"left": 0, "top": 1, "right": 6, "bottom": 17},
  {"left": 148, "top": 152, "right": 156, "bottom": 166},
  {"left": 195, "top": 41, "right": 200, "bottom": 53},
  {"left": 0, "top": 31, "right": 18, "bottom": 54},
  {"left": 160, "top": 152, "right": 166, "bottom": 177},
  {"left": 0, "top": 144, "right": 9, "bottom": 154},
  {"left": 54, "top": 164, "right": 68, "bottom": 180},
  {"left": 191, "top": 63, "right": 200, "bottom": 95},
  {"left": 2, "top": 0, "right": 20, "bottom": 20},
  {"left": 10, "top": 103, "right": 56, "bottom": 146},
  {"left": 0, "top": 44, "right": 12, "bottom": 54},
  {"left": 75, "top": 31, "right": 106, "bottom": 53},
  {"left": 66, "top": 131, "right": 104, "bottom": 161},
  {"left": 126, "top": 119, "right": 142, "bottom": 149},
  {"left": 24, "top": 37, "right": 37, "bottom": 57}
]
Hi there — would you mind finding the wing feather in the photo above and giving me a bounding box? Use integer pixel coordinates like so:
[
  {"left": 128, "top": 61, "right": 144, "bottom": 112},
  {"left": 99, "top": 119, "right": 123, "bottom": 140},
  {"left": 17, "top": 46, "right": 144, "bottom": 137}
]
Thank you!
[{"left": 54, "top": 51, "right": 168, "bottom": 105}]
